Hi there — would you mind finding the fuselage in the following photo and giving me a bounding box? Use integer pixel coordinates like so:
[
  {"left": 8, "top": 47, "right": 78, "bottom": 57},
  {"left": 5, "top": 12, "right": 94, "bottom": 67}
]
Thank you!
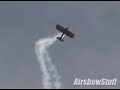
[{"left": 61, "top": 28, "right": 68, "bottom": 39}]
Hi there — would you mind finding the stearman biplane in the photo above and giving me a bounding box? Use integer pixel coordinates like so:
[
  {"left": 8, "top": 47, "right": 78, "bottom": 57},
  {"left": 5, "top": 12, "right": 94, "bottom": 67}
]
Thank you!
[{"left": 56, "top": 24, "right": 75, "bottom": 42}]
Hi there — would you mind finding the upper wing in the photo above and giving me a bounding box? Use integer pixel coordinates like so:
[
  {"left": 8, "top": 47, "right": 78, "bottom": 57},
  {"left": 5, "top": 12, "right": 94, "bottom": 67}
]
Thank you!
[
  {"left": 56, "top": 24, "right": 65, "bottom": 33},
  {"left": 56, "top": 24, "right": 75, "bottom": 38},
  {"left": 65, "top": 30, "right": 75, "bottom": 38}
]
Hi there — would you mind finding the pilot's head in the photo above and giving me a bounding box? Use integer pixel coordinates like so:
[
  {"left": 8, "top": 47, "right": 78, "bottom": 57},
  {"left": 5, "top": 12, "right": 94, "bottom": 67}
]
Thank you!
[{"left": 66, "top": 28, "right": 68, "bottom": 30}]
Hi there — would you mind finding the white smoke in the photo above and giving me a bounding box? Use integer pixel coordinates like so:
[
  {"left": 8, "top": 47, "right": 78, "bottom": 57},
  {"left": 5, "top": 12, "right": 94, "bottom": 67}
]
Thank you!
[{"left": 35, "top": 33, "right": 61, "bottom": 89}]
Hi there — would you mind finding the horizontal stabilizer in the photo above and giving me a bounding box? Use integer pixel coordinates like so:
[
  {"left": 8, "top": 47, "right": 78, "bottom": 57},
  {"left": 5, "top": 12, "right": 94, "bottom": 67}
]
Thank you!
[{"left": 57, "top": 37, "right": 64, "bottom": 42}]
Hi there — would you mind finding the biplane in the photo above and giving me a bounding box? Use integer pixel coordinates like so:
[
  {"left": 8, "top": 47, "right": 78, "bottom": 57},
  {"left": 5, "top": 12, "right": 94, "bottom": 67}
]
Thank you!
[{"left": 56, "top": 24, "right": 75, "bottom": 42}]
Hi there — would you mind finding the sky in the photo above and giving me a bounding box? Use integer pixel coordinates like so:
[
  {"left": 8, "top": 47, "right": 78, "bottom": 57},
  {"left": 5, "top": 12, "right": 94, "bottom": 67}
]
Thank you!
[{"left": 0, "top": 1, "right": 120, "bottom": 89}]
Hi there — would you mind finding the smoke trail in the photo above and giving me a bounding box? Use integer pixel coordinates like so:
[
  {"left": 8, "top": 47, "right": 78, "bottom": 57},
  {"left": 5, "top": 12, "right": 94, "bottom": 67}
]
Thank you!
[{"left": 35, "top": 33, "right": 61, "bottom": 89}]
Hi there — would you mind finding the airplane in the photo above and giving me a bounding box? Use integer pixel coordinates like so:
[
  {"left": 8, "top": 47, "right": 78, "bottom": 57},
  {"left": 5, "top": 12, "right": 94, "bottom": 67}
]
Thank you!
[{"left": 56, "top": 24, "right": 75, "bottom": 42}]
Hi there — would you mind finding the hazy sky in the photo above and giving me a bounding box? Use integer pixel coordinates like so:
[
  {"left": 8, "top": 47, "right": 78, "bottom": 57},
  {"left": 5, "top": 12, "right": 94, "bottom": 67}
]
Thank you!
[{"left": 0, "top": 1, "right": 120, "bottom": 89}]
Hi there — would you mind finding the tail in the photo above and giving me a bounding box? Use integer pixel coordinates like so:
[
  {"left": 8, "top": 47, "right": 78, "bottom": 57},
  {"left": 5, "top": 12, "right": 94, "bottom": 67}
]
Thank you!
[{"left": 57, "top": 37, "right": 64, "bottom": 42}]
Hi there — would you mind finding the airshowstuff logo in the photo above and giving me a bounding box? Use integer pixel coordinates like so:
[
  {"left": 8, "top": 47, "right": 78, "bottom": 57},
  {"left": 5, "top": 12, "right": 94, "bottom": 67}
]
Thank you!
[{"left": 73, "top": 78, "right": 117, "bottom": 86}]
